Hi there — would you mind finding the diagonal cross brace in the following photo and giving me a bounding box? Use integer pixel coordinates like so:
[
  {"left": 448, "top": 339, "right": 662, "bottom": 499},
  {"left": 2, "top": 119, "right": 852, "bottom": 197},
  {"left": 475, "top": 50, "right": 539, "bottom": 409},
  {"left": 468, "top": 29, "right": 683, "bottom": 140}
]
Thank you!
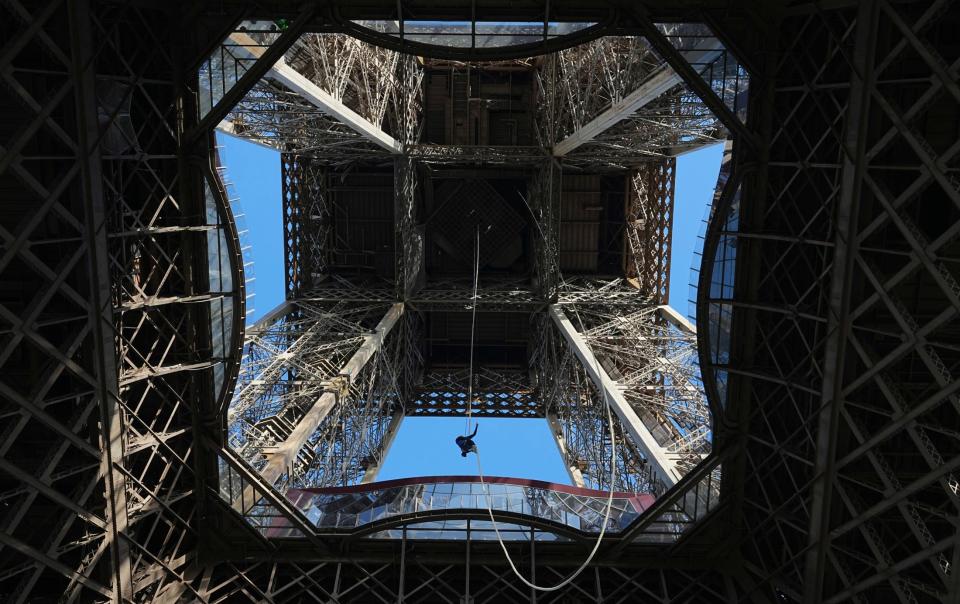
[
  {"left": 191, "top": 7, "right": 316, "bottom": 143},
  {"left": 549, "top": 305, "right": 680, "bottom": 488},
  {"left": 224, "top": 33, "right": 402, "bottom": 154},
  {"left": 635, "top": 16, "right": 756, "bottom": 148},
  {"left": 554, "top": 41, "right": 723, "bottom": 156}
]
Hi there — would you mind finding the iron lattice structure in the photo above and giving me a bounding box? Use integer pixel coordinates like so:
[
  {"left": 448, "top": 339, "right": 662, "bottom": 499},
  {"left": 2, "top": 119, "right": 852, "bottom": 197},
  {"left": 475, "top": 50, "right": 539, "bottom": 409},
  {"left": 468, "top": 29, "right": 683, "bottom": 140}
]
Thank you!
[
  {"left": 1, "top": 1, "right": 958, "bottom": 603},
  {"left": 227, "top": 19, "right": 715, "bottom": 503},
  {"left": 226, "top": 300, "right": 413, "bottom": 488},
  {"left": 536, "top": 32, "right": 723, "bottom": 168},
  {"left": 537, "top": 304, "right": 711, "bottom": 492}
]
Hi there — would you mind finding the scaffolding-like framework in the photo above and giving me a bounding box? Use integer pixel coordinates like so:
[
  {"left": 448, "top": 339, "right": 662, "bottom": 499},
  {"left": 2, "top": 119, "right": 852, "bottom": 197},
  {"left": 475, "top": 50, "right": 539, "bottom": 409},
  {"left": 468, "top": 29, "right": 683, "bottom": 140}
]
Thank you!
[{"left": 217, "top": 18, "right": 718, "bottom": 507}]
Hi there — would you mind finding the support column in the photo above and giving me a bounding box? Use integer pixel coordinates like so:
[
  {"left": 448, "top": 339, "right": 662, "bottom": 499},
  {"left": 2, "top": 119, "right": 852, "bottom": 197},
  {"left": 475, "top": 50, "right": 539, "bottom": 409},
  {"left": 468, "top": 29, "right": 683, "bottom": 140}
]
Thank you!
[
  {"left": 359, "top": 411, "right": 404, "bottom": 484},
  {"left": 548, "top": 305, "right": 679, "bottom": 488},
  {"left": 626, "top": 161, "right": 676, "bottom": 303},
  {"left": 398, "top": 527, "right": 407, "bottom": 603},
  {"left": 546, "top": 412, "right": 586, "bottom": 488},
  {"left": 395, "top": 157, "right": 424, "bottom": 299},
  {"left": 531, "top": 161, "right": 560, "bottom": 299},
  {"left": 803, "top": 1, "right": 878, "bottom": 600},
  {"left": 69, "top": 0, "right": 132, "bottom": 599},
  {"left": 236, "top": 303, "right": 404, "bottom": 502}
]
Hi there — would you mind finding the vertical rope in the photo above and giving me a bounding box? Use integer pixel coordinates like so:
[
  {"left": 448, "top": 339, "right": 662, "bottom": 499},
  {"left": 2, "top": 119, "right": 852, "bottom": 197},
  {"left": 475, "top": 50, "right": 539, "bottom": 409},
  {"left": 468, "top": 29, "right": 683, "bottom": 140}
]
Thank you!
[
  {"left": 461, "top": 225, "right": 618, "bottom": 591},
  {"left": 465, "top": 226, "right": 480, "bottom": 435},
  {"left": 454, "top": 92, "right": 617, "bottom": 584},
  {"left": 472, "top": 349, "right": 618, "bottom": 591}
]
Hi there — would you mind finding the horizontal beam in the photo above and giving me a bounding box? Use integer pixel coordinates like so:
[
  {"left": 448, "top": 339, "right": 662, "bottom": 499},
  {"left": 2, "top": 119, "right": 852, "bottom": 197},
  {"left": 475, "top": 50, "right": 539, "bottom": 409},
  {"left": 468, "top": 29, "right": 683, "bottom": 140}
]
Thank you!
[
  {"left": 548, "top": 305, "right": 679, "bottom": 487},
  {"left": 228, "top": 33, "right": 402, "bottom": 154},
  {"left": 553, "top": 42, "right": 723, "bottom": 156}
]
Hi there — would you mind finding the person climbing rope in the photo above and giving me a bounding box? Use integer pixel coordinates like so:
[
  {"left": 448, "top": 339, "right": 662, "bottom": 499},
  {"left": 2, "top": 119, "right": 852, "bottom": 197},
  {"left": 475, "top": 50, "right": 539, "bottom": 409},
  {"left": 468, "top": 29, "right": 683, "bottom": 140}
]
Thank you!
[{"left": 455, "top": 424, "right": 478, "bottom": 457}]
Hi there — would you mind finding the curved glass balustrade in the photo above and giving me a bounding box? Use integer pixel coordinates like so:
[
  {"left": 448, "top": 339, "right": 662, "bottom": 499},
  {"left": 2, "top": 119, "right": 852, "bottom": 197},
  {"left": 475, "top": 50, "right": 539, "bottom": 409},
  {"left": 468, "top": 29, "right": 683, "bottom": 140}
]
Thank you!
[
  {"left": 367, "top": 519, "right": 574, "bottom": 542},
  {"left": 350, "top": 20, "right": 597, "bottom": 50},
  {"left": 287, "top": 476, "right": 653, "bottom": 535}
]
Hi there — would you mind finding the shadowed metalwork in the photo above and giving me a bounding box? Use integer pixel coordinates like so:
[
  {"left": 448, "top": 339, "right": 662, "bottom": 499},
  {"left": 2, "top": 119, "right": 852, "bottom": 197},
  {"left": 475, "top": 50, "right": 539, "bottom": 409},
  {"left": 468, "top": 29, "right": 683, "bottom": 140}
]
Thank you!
[{"left": 1, "top": 1, "right": 956, "bottom": 603}]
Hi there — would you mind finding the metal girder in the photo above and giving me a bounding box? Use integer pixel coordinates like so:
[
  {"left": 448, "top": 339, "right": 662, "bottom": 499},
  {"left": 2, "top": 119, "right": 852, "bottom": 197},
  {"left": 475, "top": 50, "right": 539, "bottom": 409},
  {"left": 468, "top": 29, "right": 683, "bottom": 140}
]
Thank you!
[
  {"left": 553, "top": 41, "right": 723, "bottom": 156},
  {"left": 215, "top": 119, "right": 280, "bottom": 152},
  {"left": 0, "top": 532, "right": 112, "bottom": 600},
  {"left": 801, "top": 2, "right": 890, "bottom": 599},
  {"left": 395, "top": 156, "right": 423, "bottom": 298},
  {"left": 69, "top": 0, "right": 134, "bottom": 596},
  {"left": 626, "top": 161, "right": 677, "bottom": 303},
  {"left": 408, "top": 368, "right": 540, "bottom": 417},
  {"left": 658, "top": 304, "right": 696, "bottom": 334},
  {"left": 0, "top": 1, "right": 229, "bottom": 601},
  {"left": 705, "top": 1, "right": 960, "bottom": 601},
  {"left": 247, "top": 303, "right": 403, "bottom": 489},
  {"left": 546, "top": 412, "right": 587, "bottom": 487},
  {"left": 359, "top": 412, "right": 404, "bottom": 484},
  {"left": 536, "top": 35, "right": 723, "bottom": 169},
  {"left": 191, "top": 7, "right": 317, "bottom": 141},
  {"left": 548, "top": 305, "right": 680, "bottom": 488},
  {"left": 634, "top": 15, "right": 755, "bottom": 147},
  {"left": 226, "top": 32, "right": 402, "bottom": 153}
]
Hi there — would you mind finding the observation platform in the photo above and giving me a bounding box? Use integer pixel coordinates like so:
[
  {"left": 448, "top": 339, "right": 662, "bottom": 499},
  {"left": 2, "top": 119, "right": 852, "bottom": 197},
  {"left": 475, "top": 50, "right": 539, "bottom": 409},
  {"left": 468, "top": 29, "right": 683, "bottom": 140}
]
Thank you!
[{"left": 274, "top": 476, "right": 654, "bottom": 539}]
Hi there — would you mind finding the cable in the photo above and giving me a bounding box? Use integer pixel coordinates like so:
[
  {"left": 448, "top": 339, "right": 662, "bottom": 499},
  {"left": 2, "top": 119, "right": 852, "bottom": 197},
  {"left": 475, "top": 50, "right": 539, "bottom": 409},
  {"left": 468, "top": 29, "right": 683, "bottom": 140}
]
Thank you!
[
  {"left": 463, "top": 226, "right": 619, "bottom": 591},
  {"left": 464, "top": 226, "right": 480, "bottom": 436},
  {"left": 472, "top": 385, "right": 617, "bottom": 592}
]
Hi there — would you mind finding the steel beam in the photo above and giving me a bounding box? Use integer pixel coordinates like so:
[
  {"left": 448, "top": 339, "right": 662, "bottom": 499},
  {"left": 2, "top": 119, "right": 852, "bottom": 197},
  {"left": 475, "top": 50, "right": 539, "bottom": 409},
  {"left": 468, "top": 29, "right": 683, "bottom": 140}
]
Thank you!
[
  {"left": 803, "top": 2, "right": 878, "bottom": 600},
  {"left": 68, "top": 1, "right": 132, "bottom": 599},
  {"left": 553, "top": 42, "right": 723, "bottom": 156},
  {"left": 215, "top": 119, "right": 281, "bottom": 152},
  {"left": 657, "top": 304, "right": 696, "bottom": 334},
  {"left": 634, "top": 16, "right": 755, "bottom": 147},
  {"left": 395, "top": 156, "right": 423, "bottom": 299},
  {"left": 229, "top": 33, "right": 402, "bottom": 154},
  {"left": 243, "top": 300, "right": 293, "bottom": 338},
  {"left": 251, "top": 303, "right": 403, "bottom": 489},
  {"left": 548, "top": 305, "right": 679, "bottom": 487},
  {"left": 0, "top": 532, "right": 112, "bottom": 600},
  {"left": 190, "top": 7, "right": 317, "bottom": 141},
  {"left": 359, "top": 412, "right": 404, "bottom": 484},
  {"left": 546, "top": 412, "right": 586, "bottom": 487}
]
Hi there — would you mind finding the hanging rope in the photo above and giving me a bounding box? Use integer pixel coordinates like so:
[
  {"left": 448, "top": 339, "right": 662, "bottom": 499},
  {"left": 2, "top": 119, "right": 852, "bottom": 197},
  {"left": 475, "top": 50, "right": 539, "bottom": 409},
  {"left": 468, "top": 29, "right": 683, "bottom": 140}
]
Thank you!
[
  {"left": 473, "top": 398, "right": 617, "bottom": 592},
  {"left": 464, "top": 226, "right": 480, "bottom": 436},
  {"left": 464, "top": 226, "right": 619, "bottom": 591}
]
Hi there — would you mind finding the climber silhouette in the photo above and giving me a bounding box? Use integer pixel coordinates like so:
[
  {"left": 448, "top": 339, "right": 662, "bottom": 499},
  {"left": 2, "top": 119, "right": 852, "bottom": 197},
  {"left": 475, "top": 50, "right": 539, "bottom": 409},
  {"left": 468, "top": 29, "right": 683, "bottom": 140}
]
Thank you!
[{"left": 455, "top": 424, "right": 478, "bottom": 457}]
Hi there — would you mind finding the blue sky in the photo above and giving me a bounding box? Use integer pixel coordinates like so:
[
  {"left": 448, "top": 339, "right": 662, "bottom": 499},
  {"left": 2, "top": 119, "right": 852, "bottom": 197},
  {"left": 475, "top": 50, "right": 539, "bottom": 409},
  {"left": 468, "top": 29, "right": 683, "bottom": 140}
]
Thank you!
[
  {"left": 217, "top": 132, "right": 723, "bottom": 484},
  {"left": 216, "top": 135, "right": 285, "bottom": 323},
  {"left": 670, "top": 143, "right": 725, "bottom": 314}
]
